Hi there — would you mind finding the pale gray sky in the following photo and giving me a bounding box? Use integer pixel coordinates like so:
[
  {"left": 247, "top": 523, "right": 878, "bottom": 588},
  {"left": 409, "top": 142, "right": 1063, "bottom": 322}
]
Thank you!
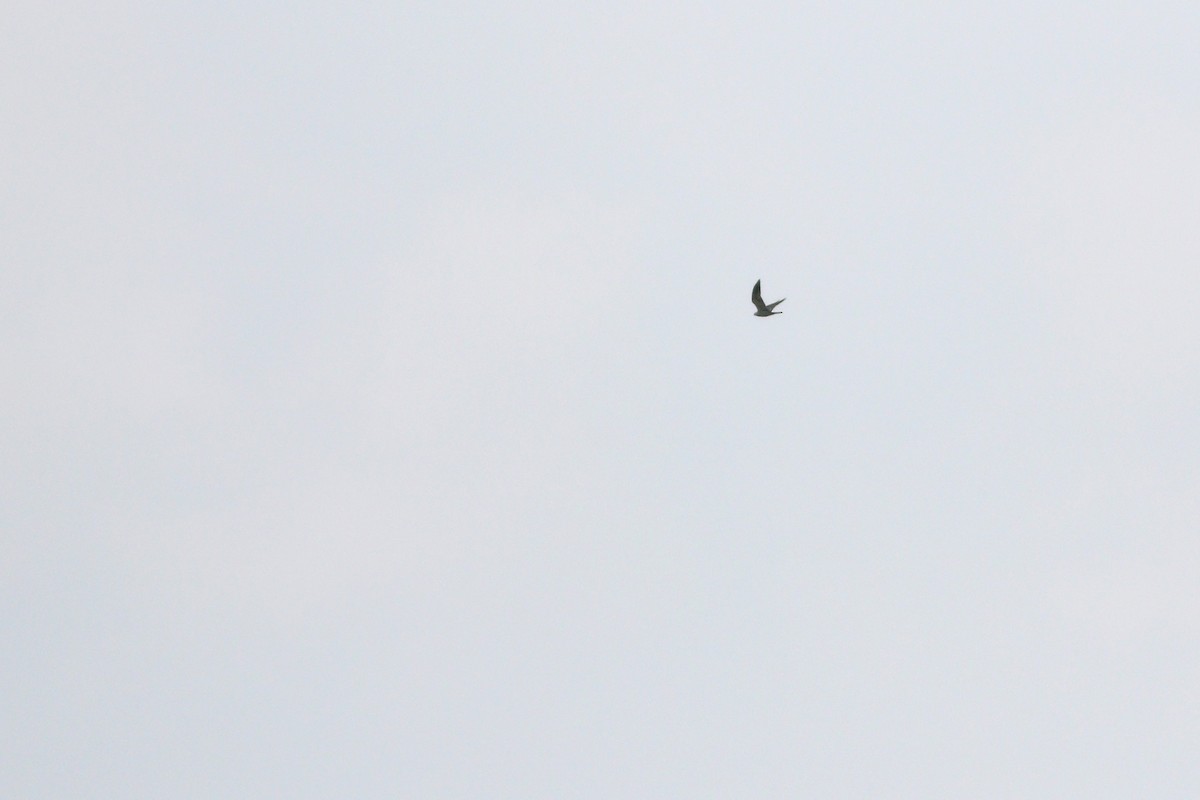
[{"left": 4, "top": 2, "right": 1200, "bottom": 797}]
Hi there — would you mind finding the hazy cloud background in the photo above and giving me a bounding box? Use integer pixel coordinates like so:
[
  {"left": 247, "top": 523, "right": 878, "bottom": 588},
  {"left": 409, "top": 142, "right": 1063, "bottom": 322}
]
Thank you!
[{"left": 4, "top": 2, "right": 1199, "bottom": 797}]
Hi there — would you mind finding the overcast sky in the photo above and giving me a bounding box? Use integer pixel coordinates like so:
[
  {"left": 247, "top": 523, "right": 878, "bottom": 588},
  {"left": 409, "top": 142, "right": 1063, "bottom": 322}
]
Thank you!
[{"left": 4, "top": 2, "right": 1200, "bottom": 797}]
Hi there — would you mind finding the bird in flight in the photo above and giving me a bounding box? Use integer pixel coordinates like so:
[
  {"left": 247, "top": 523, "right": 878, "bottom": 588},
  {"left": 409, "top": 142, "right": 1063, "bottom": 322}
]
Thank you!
[{"left": 751, "top": 280, "right": 785, "bottom": 317}]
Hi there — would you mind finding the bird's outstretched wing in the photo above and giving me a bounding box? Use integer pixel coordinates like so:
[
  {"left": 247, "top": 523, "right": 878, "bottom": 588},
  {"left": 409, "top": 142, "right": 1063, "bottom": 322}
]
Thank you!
[{"left": 751, "top": 280, "right": 768, "bottom": 313}]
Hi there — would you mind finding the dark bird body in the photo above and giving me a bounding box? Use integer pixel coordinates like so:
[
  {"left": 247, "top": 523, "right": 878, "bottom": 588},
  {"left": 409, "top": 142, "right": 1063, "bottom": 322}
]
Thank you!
[{"left": 751, "top": 280, "right": 785, "bottom": 316}]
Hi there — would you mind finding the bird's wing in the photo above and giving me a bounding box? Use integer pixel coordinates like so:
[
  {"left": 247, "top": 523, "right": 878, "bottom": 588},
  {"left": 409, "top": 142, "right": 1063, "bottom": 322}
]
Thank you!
[{"left": 751, "top": 280, "right": 768, "bottom": 312}]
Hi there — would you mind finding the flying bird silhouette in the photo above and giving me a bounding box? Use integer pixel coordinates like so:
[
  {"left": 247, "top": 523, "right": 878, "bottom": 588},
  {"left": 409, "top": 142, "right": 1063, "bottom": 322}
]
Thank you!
[{"left": 751, "top": 280, "right": 785, "bottom": 317}]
